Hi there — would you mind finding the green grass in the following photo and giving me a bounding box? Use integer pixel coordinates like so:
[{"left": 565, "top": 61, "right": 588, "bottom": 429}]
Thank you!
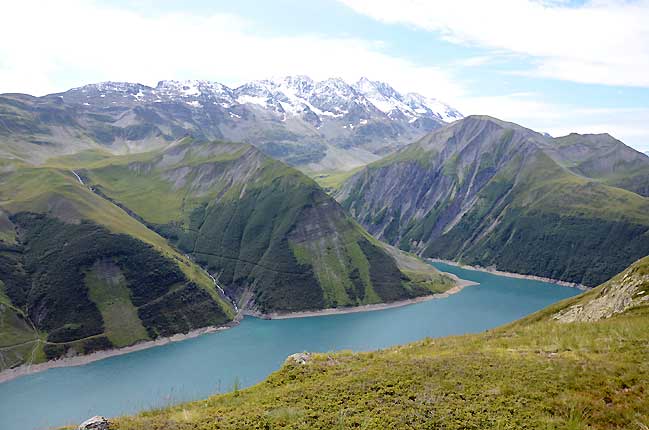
[
  {"left": 515, "top": 152, "right": 649, "bottom": 223},
  {"left": 87, "top": 164, "right": 184, "bottom": 225},
  {"left": 370, "top": 144, "right": 434, "bottom": 170},
  {"left": 312, "top": 167, "right": 364, "bottom": 194},
  {"left": 85, "top": 261, "right": 150, "bottom": 348},
  {"left": 401, "top": 269, "right": 454, "bottom": 294},
  {"left": 0, "top": 304, "right": 37, "bottom": 348},
  {"left": 44, "top": 148, "right": 115, "bottom": 168},
  {"left": 0, "top": 280, "right": 43, "bottom": 369}
]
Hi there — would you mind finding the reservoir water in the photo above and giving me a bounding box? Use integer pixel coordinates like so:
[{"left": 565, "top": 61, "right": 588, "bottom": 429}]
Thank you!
[{"left": 0, "top": 262, "right": 580, "bottom": 430}]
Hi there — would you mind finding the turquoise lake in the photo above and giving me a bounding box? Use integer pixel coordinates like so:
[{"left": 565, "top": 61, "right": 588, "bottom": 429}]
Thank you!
[{"left": 0, "top": 262, "right": 581, "bottom": 430}]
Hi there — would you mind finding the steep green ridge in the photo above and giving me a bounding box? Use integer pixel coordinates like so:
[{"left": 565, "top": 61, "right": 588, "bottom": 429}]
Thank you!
[
  {"left": 113, "top": 258, "right": 649, "bottom": 430},
  {"left": 337, "top": 116, "right": 649, "bottom": 286},
  {"left": 311, "top": 167, "right": 364, "bottom": 194},
  {"left": 79, "top": 140, "right": 451, "bottom": 313},
  {"left": 0, "top": 161, "right": 234, "bottom": 369}
]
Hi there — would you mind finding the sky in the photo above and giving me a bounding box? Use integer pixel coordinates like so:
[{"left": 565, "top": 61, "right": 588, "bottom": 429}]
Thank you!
[{"left": 1, "top": 0, "right": 648, "bottom": 152}]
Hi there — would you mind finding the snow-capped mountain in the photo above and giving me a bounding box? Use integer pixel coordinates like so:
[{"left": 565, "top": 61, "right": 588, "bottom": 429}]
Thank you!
[{"left": 4, "top": 76, "right": 462, "bottom": 171}]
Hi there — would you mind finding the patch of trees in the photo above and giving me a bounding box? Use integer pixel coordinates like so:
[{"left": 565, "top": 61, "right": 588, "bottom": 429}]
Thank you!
[{"left": 425, "top": 209, "right": 649, "bottom": 286}]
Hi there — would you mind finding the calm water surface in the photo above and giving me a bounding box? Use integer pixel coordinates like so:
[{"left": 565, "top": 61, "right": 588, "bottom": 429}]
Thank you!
[{"left": 0, "top": 262, "right": 580, "bottom": 430}]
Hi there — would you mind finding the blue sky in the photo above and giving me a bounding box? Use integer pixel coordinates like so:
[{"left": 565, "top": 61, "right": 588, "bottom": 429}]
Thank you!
[{"left": 1, "top": 0, "right": 648, "bottom": 152}]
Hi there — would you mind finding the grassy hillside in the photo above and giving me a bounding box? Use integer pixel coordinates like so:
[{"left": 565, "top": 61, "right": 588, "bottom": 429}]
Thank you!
[
  {"left": 0, "top": 275, "right": 44, "bottom": 369},
  {"left": 311, "top": 167, "right": 364, "bottom": 194},
  {"left": 337, "top": 116, "right": 649, "bottom": 286},
  {"left": 113, "top": 257, "right": 649, "bottom": 430},
  {"left": 77, "top": 139, "right": 452, "bottom": 313},
  {"left": 0, "top": 159, "right": 235, "bottom": 369}
]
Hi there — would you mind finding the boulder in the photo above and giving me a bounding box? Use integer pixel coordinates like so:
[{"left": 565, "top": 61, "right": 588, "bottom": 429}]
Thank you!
[
  {"left": 78, "top": 416, "right": 110, "bottom": 430},
  {"left": 286, "top": 352, "right": 312, "bottom": 365}
]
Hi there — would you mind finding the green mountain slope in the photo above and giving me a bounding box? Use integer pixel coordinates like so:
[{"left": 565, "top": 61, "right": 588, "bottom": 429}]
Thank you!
[
  {"left": 76, "top": 139, "right": 451, "bottom": 313},
  {"left": 546, "top": 133, "right": 649, "bottom": 197},
  {"left": 336, "top": 116, "right": 649, "bottom": 286},
  {"left": 113, "top": 257, "right": 649, "bottom": 430},
  {"left": 0, "top": 162, "right": 235, "bottom": 369}
]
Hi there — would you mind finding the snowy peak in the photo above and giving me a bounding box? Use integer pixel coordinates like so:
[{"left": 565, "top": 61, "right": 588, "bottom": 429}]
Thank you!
[
  {"left": 403, "top": 93, "right": 462, "bottom": 122},
  {"left": 156, "top": 80, "right": 233, "bottom": 98},
  {"left": 352, "top": 77, "right": 411, "bottom": 117},
  {"left": 354, "top": 77, "right": 400, "bottom": 100},
  {"left": 350, "top": 77, "right": 462, "bottom": 123}
]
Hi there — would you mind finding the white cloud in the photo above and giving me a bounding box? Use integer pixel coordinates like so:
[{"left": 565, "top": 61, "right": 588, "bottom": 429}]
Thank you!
[
  {"left": 0, "top": 0, "right": 463, "bottom": 100},
  {"left": 338, "top": 0, "right": 649, "bottom": 87}
]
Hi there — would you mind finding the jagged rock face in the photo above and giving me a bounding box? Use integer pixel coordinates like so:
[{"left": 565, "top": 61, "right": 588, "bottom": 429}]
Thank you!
[
  {"left": 554, "top": 257, "right": 649, "bottom": 322},
  {"left": 0, "top": 76, "right": 461, "bottom": 171},
  {"left": 337, "top": 116, "right": 649, "bottom": 286}
]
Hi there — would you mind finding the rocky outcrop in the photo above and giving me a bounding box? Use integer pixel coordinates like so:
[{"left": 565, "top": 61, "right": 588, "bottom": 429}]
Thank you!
[
  {"left": 554, "top": 257, "right": 649, "bottom": 322},
  {"left": 78, "top": 416, "right": 110, "bottom": 430},
  {"left": 286, "top": 352, "right": 312, "bottom": 365}
]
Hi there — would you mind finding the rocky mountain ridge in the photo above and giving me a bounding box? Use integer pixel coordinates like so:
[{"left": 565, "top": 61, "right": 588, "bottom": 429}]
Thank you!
[{"left": 336, "top": 115, "right": 649, "bottom": 286}]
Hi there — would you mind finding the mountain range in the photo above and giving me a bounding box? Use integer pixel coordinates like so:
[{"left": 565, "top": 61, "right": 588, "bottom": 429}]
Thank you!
[
  {"left": 337, "top": 115, "right": 649, "bottom": 286},
  {"left": 0, "top": 76, "right": 461, "bottom": 172}
]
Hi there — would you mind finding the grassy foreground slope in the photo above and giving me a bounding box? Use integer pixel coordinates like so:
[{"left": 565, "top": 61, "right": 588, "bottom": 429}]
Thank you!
[{"left": 114, "top": 257, "right": 649, "bottom": 430}]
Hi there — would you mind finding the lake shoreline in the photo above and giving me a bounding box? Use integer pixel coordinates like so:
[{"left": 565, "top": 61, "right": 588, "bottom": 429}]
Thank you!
[
  {"left": 0, "top": 316, "right": 245, "bottom": 385},
  {"left": 0, "top": 272, "right": 477, "bottom": 384},
  {"left": 245, "top": 275, "right": 478, "bottom": 320},
  {"left": 427, "top": 258, "right": 589, "bottom": 290}
]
